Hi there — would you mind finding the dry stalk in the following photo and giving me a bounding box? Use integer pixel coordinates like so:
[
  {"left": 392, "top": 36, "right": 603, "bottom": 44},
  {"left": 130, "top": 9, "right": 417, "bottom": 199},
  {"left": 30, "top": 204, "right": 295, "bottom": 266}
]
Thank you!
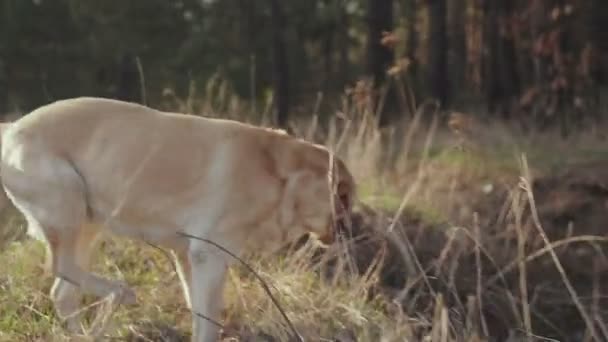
[
  {"left": 305, "top": 113, "right": 319, "bottom": 142},
  {"left": 430, "top": 294, "right": 443, "bottom": 342},
  {"left": 512, "top": 188, "right": 532, "bottom": 339},
  {"left": 392, "top": 227, "right": 437, "bottom": 305},
  {"left": 135, "top": 56, "right": 146, "bottom": 106},
  {"left": 387, "top": 108, "right": 438, "bottom": 234},
  {"left": 473, "top": 213, "right": 489, "bottom": 337},
  {"left": 441, "top": 306, "right": 449, "bottom": 342},
  {"left": 445, "top": 226, "right": 513, "bottom": 291},
  {"left": 465, "top": 295, "right": 478, "bottom": 337},
  {"left": 395, "top": 100, "right": 424, "bottom": 175},
  {"left": 592, "top": 260, "right": 608, "bottom": 340},
  {"left": 87, "top": 291, "right": 121, "bottom": 339},
  {"left": 434, "top": 228, "right": 466, "bottom": 315},
  {"left": 519, "top": 155, "right": 601, "bottom": 342}
]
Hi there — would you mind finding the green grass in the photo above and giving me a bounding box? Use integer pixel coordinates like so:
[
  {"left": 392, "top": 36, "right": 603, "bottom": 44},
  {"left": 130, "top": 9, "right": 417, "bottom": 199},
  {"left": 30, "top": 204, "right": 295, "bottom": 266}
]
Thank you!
[
  {"left": 0, "top": 241, "right": 58, "bottom": 341},
  {"left": 0, "top": 233, "right": 410, "bottom": 341}
]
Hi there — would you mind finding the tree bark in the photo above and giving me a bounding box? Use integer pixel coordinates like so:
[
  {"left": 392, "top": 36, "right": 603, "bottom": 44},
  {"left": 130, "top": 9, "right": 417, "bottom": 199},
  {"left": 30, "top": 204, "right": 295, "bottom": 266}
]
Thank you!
[{"left": 269, "top": 0, "right": 290, "bottom": 128}]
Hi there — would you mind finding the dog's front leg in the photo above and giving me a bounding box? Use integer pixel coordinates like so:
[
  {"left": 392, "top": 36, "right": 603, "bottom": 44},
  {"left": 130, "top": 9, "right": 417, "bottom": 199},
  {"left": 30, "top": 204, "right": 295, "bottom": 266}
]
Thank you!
[{"left": 188, "top": 242, "right": 229, "bottom": 342}]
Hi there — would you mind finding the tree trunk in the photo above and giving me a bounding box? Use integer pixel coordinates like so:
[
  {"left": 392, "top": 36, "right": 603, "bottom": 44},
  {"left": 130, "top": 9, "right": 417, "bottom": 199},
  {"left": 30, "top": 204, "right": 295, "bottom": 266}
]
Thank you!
[
  {"left": 338, "top": 5, "right": 350, "bottom": 87},
  {"left": 269, "top": 0, "right": 290, "bottom": 128},
  {"left": 583, "top": 0, "right": 608, "bottom": 85},
  {"left": 527, "top": 0, "right": 547, "bottom": 89},
  {"left": 427, "top": 0, "right": 449, "bottom": 107},
  {"left": 367, "top": 0, "right": 394, "bottom": 125},
  {"left": 321, "top": 0, "right": 334, "bottom": 95},
  {"left": 0, "top": 58, "right": 7, "bottom": 115},
  {"left": 404, "top": 0, "right": 418, "bottom": 96},
  {"left": 367, "top": 0, "right": 394, "bottom": 86},
  {"left": 448, "top": 0, "right": 466, "bottom": 100},
  {"left": 483, "top": 0, "right": 519, "bottom": 117},
  {"left": 580, "top": 0, "right": 608, "bottom": 124}
]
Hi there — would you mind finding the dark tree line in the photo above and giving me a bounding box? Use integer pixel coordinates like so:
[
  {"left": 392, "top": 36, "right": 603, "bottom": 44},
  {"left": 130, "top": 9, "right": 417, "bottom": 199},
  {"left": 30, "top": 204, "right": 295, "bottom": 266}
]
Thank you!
[{"left": 0, "top": 0, "right": 606, "bottom": 131}]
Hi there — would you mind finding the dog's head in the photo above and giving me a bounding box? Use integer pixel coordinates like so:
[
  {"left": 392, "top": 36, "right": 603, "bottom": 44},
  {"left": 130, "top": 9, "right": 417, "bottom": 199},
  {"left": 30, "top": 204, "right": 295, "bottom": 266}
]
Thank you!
[{"left": 276, "top": 142, "right": 355, "bottom": 246}]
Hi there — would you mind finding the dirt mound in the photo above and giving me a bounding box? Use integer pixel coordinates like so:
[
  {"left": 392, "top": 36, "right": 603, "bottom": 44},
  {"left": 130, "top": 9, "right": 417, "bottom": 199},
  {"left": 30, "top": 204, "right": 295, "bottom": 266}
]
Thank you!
[
  {"left": 311, "top": 161, "right": 608, "bottom": 341},
  {"left": 534, "top": 159, "right": 608, "bottom": 238}
]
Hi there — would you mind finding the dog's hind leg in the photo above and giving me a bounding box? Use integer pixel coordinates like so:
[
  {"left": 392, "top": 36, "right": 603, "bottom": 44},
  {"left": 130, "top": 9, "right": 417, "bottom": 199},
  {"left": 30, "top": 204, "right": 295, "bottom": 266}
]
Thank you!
[
  {"left": 44, "top": 223, "right": 136, "bottom": 311},
  {"left": 1, "top": 146, "right": 136, "bottom": 331},
  {"left": 49, "top": 223, "right": 101, "bottom": 333}
]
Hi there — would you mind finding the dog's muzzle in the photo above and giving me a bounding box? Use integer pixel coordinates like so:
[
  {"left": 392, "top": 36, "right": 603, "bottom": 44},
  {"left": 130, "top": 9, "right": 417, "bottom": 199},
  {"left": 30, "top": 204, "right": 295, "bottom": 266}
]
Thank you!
[{"left": 319, "top": 213, "right": 349, "bottom": 245}]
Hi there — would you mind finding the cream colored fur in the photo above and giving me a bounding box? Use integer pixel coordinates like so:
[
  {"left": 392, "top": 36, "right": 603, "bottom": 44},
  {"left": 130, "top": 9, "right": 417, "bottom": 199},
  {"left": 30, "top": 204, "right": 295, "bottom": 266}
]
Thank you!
[{"left": 0, "top": 97, "right": 355, "bottom": 342}]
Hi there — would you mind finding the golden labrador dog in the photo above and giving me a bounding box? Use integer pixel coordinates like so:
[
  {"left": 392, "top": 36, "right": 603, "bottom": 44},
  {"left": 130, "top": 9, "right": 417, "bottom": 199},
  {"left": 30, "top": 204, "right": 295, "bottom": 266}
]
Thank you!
[{"left": 0, "top": 97, "right": 355, "bottom": 341}]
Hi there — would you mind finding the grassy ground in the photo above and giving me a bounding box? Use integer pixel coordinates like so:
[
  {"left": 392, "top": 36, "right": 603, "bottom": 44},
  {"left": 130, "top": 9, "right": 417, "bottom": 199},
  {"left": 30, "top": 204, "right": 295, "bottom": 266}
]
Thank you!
[{"left": 2, "top": 94, "right": 608, "bottom": 341}]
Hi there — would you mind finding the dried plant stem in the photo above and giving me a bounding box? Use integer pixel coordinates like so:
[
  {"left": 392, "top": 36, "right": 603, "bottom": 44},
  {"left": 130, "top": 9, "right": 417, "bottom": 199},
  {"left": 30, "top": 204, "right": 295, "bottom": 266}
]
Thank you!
[
  {"left": 473, "top": 213, "right": 489, "bottom": 337},
  {"left": 513, "top": 190, "right": 532, "bottom": 338},
  {"left": 135, "top": 56, "right": 146, "bottom": 106},
  {"left": 519, "top": 156, "right": 601, "bottom": 342},
  {"left": 592, "top": 260, "right": 608, "bottom": 340}
]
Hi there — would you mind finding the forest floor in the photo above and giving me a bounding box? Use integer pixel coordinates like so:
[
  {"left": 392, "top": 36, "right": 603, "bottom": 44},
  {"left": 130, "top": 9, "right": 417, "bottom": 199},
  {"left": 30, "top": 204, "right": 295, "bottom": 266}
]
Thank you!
[{"left": 1, "top": 109, "right": 608, "bottom": 342}]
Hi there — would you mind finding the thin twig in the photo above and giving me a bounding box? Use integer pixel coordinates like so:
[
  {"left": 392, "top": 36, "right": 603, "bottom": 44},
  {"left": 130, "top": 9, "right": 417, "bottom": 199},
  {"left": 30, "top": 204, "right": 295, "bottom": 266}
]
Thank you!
[
  {"left": 143, "top": 240, "right": 178, "bottom": 276},
  {"left": 192, "top": 311, "right": 225, "bottom": 330}
]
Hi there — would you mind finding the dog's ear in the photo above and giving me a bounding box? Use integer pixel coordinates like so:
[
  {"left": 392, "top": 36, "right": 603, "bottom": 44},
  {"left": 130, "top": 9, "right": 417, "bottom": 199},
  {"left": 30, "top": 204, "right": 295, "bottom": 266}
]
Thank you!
[
  {"left": 328, "top": 157, "right": 354, "bottom": 217},
  {"left": 336, "top": 180, "right": 352, "bottom": 215}
]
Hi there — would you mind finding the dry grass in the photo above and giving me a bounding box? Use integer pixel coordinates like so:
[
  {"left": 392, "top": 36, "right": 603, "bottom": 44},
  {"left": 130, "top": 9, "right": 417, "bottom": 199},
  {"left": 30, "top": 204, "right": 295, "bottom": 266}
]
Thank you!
[{"left": 1, "top": 82, "right": 608, "bottom": 341}]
